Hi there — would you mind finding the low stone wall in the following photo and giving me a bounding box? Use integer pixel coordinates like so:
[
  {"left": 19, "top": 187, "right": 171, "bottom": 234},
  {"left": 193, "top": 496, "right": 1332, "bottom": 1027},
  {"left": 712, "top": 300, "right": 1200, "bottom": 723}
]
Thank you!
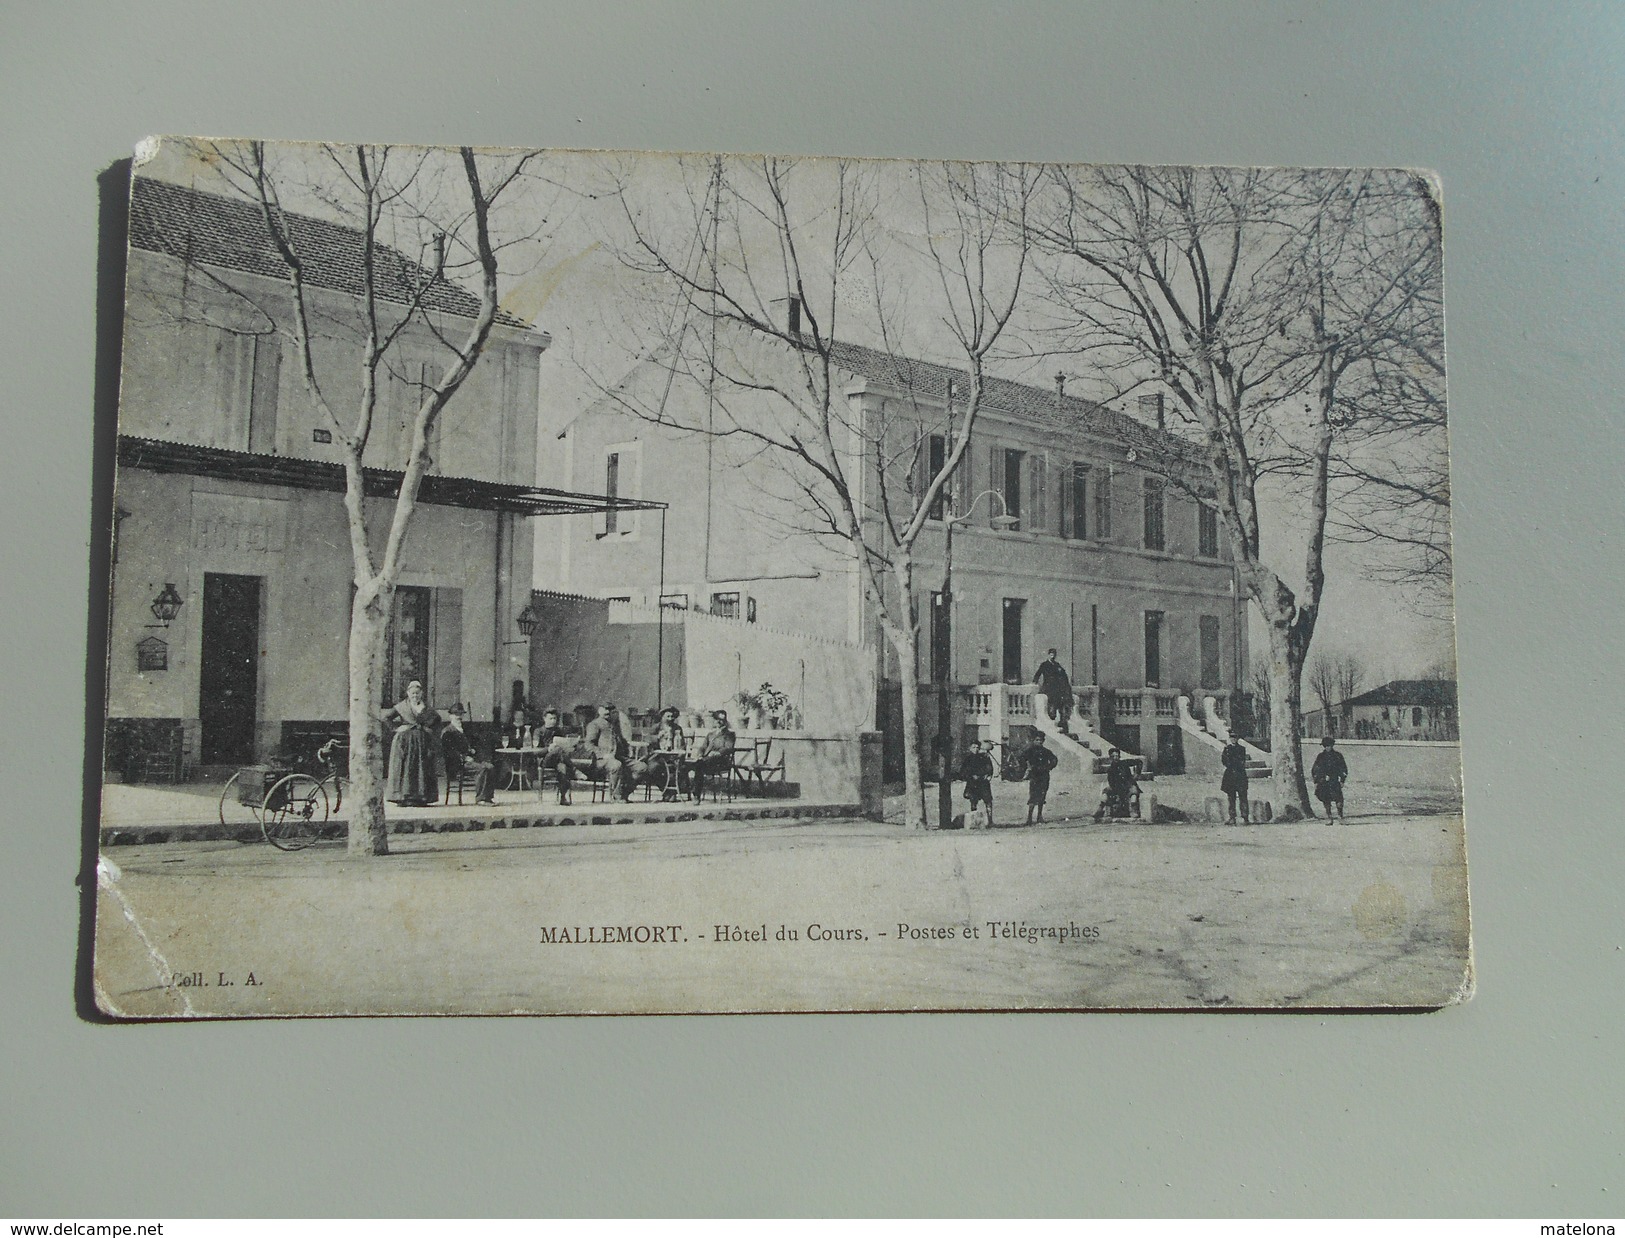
[
  {"left": 737, "top": 730, "right": 884, "bottom": 820},
  {"left": 100, "top": 800, "right": 869, "bottom": 847},
  {"left": 1299, "top": 739, "right": 1462, "bottom": 795}
]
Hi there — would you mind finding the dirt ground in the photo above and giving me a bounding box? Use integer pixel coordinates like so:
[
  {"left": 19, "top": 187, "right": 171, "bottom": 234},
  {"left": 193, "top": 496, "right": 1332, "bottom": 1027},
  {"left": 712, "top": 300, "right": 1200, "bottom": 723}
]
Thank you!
[{"left": 94, "top": 797, "right": 1472, "bottom": 1017}]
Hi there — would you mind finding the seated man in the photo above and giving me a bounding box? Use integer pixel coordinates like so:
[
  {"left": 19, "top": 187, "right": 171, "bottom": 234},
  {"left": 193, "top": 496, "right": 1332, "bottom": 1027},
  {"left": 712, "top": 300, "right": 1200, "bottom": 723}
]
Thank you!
[
  {"left": 648, "top": 706, "right": 687, "bottom": 801},
  {"left": 533, "top": 707, "right": 578, "bottom": 806},
  {"left": 440, "top": 705, "right": 495, "bottom": 806},
  {"left": 1094, "top": 747, "right": 1141, "bottom": 821},
  {"left": 683, "top": 709, "right": 736, "bottom": 802},
  {"left": 581, "top": 702, "right": 635, "bottom": 802}
]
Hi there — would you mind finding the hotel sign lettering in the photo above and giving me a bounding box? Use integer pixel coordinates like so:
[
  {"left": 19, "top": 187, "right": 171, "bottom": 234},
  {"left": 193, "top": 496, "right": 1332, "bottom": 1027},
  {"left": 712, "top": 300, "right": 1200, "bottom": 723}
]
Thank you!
[{"left": 189, "top": 492, "right": 288, "bottom": 556}]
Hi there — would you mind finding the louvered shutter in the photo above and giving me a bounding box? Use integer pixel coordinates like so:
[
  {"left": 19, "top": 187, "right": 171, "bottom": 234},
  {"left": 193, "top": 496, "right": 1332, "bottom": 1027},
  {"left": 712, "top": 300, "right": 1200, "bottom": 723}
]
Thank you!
[
  {"left": 1058, "top": 461, "right": 1073, "bottom": 538},
  {"left": 989, "top": 442, "right": 1003, "bottom": 528}
]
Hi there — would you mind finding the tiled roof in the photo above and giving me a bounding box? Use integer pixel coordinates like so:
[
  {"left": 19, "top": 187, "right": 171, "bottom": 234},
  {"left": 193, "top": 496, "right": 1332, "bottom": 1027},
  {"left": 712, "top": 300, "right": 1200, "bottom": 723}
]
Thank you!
[
  {"left": 827, "top": 339, "right": 1204, "bottom": 464},
  {"left": 129, "top": 176, "right": 532, "bottom": 331},
  {"left": 1342, "top": 679, "right": 1457, "bottom": 709}
]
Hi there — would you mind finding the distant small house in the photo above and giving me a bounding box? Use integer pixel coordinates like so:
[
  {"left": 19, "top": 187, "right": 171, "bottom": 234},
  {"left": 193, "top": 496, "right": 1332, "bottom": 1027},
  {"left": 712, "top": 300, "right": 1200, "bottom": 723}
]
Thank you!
[{"left": 1330, "top": 679, "right": 1459, "bottom": 741}]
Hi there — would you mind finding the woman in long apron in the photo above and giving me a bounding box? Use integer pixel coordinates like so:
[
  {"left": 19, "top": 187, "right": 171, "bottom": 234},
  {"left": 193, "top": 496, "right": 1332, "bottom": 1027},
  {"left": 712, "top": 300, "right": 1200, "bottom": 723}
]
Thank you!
[{"left": 382, "top": 680, "right": 444, "bottom": 806}]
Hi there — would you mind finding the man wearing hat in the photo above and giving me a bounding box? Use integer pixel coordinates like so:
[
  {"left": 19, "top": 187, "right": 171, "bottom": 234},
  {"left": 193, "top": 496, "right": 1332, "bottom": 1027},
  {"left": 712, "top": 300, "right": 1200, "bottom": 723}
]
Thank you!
[
  {"left": 1032, "top": 648, "right": 1075, "bottom": 736},
  {"left": 440, "top": 704, "right": 496, "bottom": 806},
  {"left": 1311, "top": 735, "right": 1350, "bottom": 820},
  {"left": 684, "top": 709, "right": 736, "bottom": 802},
  {"left": 648, "top": 706, "right": 687, "bottom": 801}
]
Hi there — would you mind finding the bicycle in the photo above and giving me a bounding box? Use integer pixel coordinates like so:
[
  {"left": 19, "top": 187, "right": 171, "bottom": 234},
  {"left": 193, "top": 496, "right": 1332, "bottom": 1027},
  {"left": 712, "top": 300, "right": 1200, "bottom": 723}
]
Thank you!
[{"left": 218, "top": 739, "right": 347, "bottom": 850}]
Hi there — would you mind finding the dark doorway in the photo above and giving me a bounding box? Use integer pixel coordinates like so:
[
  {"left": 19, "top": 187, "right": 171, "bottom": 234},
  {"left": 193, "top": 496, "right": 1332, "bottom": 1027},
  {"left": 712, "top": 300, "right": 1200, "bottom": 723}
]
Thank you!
[
  {"left": 383, "top": 584, "right": 433, "bottom": 706},
  {"left": 1156, "top": 724, "right": 1184, "bottom": 774},
  {"left": 1001, "top": 597, "right": 1025, "bottom": 684},
  {"left": 200, "top": 572, "right": 262, "bottom": 764}
]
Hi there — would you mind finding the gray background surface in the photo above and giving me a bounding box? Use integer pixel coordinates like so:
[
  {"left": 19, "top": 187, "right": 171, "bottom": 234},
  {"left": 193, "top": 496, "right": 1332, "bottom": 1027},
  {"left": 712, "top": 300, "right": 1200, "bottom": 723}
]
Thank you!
[{"left": 2, "top": 0, "right": 1620, "bottom": 1217}]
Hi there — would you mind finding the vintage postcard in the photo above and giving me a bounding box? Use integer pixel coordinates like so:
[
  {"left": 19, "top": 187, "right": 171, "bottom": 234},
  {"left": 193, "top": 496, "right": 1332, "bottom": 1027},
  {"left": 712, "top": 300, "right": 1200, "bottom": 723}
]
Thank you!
[{"left": 93, "top": 138, "right": 1469, "bottom": 1016}]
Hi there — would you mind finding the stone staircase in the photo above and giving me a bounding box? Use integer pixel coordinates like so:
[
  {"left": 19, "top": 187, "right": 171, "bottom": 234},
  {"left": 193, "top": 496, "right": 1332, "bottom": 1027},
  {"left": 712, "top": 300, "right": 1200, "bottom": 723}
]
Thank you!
[{"left": 1176, "top": 694, "right": 1272, "bottom": 778}]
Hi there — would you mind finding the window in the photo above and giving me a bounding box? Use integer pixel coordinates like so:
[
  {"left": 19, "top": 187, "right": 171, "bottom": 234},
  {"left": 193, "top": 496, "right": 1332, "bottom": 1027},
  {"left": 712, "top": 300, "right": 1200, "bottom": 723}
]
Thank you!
[
  {"left": 1143, "top": 610, "right": 1164, "bottom": 687},
  {"left": 1027, "top": 453, "right": 1048, "bottom": 533},
  {"left": 711, "top": 591, "right": 740, "bottom": 619},
  {"left": 659, "top": 593, "right": 689, "bottom": 610},
  {"left": 1001, "top": 598, "right": 1025, "bottom": 684},
  {"left": 596, "top": 442, "right": 643, "bottom": 537},
  {"left": 603, "top": 452, "right": 620, "bottom": 535},
  {"left": 1199, "top": 615, "right": 1222, "bottom": 690},
  {"left": 1198, "top": 503, "right": 1220, "bottom": 558},
  {"left": 1062, "top": 463, "right": 1089, "bottom": 539},
  {"left": 247, "top": 335, "right": 281, "bottom": 454},
  {"left": 390, "top": 359, "right": 443, "bottom": 472},
  {"left": 929, "top": 591, "right": 951, "bottom": 682},
  {"left": 992, "top": 445, "right": 1024, "bottom": 530},
  {"left": 926, "top": 433, "right": 947, "bottom": 520},
  {"left": 747, "top": 597, "right": 757, "bottom": 623},
  {"left": 1095, "top": 468, "right": 1113, "bottom": 540},
  {"left": 1143, "top": 476, "right": 1165, "bottom": 551}
]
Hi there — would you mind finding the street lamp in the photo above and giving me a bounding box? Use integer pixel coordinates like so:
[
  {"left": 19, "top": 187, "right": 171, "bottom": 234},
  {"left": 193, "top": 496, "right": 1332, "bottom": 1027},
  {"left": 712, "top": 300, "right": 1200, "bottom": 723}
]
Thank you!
[{"left": 936, "top": 487, "right": 1017, "bottom": 830}]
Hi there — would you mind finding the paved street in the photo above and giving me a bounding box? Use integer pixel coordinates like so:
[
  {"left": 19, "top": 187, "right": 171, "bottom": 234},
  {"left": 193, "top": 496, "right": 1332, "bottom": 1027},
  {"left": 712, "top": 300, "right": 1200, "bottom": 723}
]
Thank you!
[{"left": 95, "top": 800, "right": 1471, "bottom": 1018}]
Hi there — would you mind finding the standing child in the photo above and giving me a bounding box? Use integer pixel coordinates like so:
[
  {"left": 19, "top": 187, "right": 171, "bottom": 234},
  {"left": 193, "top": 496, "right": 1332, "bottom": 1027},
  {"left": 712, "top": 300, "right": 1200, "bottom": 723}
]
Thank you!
[
  {"left": 960, "top": 740, "right": 996, "bottom": 827},
  {"left": 1022, "top": 731, "right": 1059, "bottom": 824},
  {"left": 1312, "top": 736, "right": 1350, "bottom": 820}
]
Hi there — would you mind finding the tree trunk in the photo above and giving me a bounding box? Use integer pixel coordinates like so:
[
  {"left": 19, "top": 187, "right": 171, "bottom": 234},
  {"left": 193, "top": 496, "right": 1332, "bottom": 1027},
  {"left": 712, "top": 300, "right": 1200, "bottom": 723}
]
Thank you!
[
  {"left": 895, "top": 624, "right": 927, "bottom": 830},
  {"left": 887, "top": 555, "right": 928, "bottom": 830},
  {"left": 1262, "top": 616, "right": 1315, "bottom": 817},
  {"left": 346, "top": 585, "right": 392, "bottom": 856}
]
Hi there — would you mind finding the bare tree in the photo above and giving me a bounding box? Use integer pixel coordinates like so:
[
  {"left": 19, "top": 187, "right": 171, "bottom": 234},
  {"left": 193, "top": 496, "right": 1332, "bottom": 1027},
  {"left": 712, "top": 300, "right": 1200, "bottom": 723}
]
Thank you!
[
  {"left": 174, "top": 141, "right": 540, "bottom": 855},
  {"left": 1028, "top": 166, "right": 1446, "bottom": 813},
  {"left": 1249, "top": 663, "right": 1273, "bottom": 742},
  {"left": 1308, "top": 655, "right": 1340, "bottom": 735},
  {"left": 602, "top": 155, "right": 1036, "bottom": 829},
  {"left": 1335, "top": 654, "right": 1367, "bottom": 708}
]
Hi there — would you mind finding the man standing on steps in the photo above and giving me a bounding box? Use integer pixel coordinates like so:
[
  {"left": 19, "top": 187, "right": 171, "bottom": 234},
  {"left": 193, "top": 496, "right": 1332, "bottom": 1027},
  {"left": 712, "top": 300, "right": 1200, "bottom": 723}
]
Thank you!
[
  {"left": 1033, "top": 648, "right": 1075, "bottom": 736},
  {"left": 1022, "top": 730, "right": 1059, "bottom": 824}
]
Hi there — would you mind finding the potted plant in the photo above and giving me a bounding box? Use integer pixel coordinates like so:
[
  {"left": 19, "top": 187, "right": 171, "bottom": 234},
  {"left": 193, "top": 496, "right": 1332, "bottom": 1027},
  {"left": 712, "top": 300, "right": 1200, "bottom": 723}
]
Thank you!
[
  {"left": 737, "top": 682, "right": 792, "bottom": 730},
  {"left": 759, "top": 682, "right": 791, "bottom": 729},
  {"left": 735, "top": 686, "right": 766, "bottom": 730}
]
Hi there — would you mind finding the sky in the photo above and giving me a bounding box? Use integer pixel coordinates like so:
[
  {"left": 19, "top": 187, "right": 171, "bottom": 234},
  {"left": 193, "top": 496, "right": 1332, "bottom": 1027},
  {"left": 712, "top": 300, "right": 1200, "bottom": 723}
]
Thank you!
[{"left": 134, "top": 138, "right": 1458, "bottom": 682}]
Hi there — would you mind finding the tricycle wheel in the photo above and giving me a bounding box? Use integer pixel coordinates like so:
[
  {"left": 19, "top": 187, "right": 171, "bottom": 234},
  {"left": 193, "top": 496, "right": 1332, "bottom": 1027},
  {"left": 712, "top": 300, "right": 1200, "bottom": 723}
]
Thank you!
[{"left": 262, "top": 774, "right": 330, "bottom": 851}]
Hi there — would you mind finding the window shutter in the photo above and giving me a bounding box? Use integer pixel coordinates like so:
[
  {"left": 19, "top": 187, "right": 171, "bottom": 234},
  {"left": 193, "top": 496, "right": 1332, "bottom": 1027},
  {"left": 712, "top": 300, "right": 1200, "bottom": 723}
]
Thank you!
[
  {"left": 1058, "top": 462, "right": 1073, "bottom": 538},
  {"left": 1029, "top": 454, "right": 1047, "bottom": 533},
  {"left": 596, "top": 450, "right": 617, "bottom": 537},
  {"left": 912, "top": 427, "right": 928, "bottom": 511},
  {"left": 422, "top": 362, "right": 444, "bottom": 474},
  {"left": 989, "top": 441, "right": 1002, "bottom": 528}
]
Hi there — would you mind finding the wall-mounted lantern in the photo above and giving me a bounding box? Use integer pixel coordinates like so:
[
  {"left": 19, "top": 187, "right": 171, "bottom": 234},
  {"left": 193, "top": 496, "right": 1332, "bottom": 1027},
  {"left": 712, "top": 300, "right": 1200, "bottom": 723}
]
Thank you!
[
  {"left": 515, "top": 600, "right": 540, "bottom": 638},
  {"left": 149, "top": 583, "right": 184, "bottom": 627}
]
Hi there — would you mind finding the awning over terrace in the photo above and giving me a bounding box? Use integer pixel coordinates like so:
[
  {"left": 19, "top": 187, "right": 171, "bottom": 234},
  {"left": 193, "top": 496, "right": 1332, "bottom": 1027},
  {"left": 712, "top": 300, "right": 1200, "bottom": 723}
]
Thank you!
[{"left": 117, "top": 435, "right": 668, "bottom": 517}]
